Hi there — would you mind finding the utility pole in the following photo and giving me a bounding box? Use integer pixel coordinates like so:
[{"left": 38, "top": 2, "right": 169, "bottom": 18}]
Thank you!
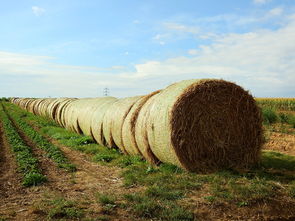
[{"left": 103, "top": 87, "right": 109, "bottom": 96}]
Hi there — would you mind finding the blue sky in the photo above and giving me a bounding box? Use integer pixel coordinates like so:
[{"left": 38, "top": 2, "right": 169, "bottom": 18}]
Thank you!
[{"left": 0, "top": 0, "right": 294, "bottom": 98}]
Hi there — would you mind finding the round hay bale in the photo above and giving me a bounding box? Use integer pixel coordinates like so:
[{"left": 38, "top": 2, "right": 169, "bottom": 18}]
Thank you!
[
  {"left": 55, "top": 98, "right": 76, "bottom": 126},
  {"left": 63, "top": 99, "right": 89, "bottom": 134},
  {"left": 122, "top": 90, "right": 161, "bottom": 156},
  {"left": 145, "top": 79, "right": 263, "bottom": 171},
  {"left": 90, "top": 98, "right": 118, "bottom": 146},
  {"left": 102, "top": 96, "right": 142, "bottom": 152},
  {"left": 78, "top": 97, "right": 117, "bottom": 136},
  {"left": 33, "top": 99, "right": 46, "bottom": 115},
  {"left": 135, "top": 93, "right": 161, "bottom": 164},
  {"left": 28, "top": 99, "right": 39, "bottom": 113}
]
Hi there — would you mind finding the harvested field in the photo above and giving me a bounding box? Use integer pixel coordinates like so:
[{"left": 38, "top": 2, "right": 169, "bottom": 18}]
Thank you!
[{"left": 0, "top": 100, "right": 294, "bottom": 220}]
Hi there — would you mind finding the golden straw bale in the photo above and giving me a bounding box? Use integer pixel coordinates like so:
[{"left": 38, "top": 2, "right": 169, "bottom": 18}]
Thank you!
[
  {"left": 122, "top": 90, "right": 161, "bottom": 156},
  {"left": 102, "top": 96, "right": 142, "bottom": 152},
  {"left": 146, "top": 79, "right": 263, "bottom": 171}
]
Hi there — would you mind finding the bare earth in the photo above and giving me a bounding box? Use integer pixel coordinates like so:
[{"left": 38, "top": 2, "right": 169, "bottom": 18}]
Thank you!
[{"left": 0, "top": 119, "right": 294, "bottom": 220}]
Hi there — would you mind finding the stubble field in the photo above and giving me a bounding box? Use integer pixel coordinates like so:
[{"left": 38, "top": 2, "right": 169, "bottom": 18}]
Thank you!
[{"left": 0, "top": 98, "right": 294, "bottom": 221}]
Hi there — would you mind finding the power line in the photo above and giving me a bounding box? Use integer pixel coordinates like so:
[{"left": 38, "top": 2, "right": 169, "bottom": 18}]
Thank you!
[{"left": 103, "top": 87, "right": 109, "bottom": 96}]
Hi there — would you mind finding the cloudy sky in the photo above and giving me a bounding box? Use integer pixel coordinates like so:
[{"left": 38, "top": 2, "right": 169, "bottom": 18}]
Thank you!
[{"left": 0, "top": 0, "right": 294, "bottom": 98}]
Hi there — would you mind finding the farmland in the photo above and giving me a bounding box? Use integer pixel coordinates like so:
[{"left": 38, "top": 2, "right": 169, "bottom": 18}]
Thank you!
[{"left": 0, "top": 98, "right": 295, "bottom": 220}]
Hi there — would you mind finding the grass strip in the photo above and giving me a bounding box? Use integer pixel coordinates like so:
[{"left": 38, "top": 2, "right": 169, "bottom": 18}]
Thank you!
[
  {"left": 3, "top": 103, "right": 76, "bottom": 172},
  {"left": 0, "top": 103, "right": 46, "bottom": 186},
  {"left": 5, "top": 102, "right": 295, "bottom": 219}
]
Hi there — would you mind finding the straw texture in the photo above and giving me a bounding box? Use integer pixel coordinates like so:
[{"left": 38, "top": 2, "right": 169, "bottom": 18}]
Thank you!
[
  {"left": 122, "top": 91, "right": 161, "bottom": 156},
  {"left": 10, "top": 78, "right": 263, "bottom": 172},
  {"left": 147, "top": 79, "right": 263, "bottom": 171},
  {"left": 102, "top": 96, "right": 142, "bottom": 152}
]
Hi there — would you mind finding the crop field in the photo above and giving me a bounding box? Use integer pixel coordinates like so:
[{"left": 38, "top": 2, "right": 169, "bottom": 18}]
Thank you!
[{"left": 0, "top": 97, "right": 295, "bottom": 221}]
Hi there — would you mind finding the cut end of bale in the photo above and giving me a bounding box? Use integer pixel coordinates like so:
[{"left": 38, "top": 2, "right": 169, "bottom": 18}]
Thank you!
[{"left": 171, "top": 79, "right": 263, "bottom": 172}]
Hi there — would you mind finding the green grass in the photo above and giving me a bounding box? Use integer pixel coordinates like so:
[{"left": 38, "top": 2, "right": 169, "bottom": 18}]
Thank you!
[
  {"left": 279, "top": 112, "right": 295, "bottom": 128},
  {"left": 6, "top": 101, "right": 295, "bottom": 220},
  {"left": 261, "top": 151, "right": 295, "bottom": 171},
  {"left": 256, "top": 98, "right": 295, "bottom": 111},
  {"left": 0, "top": 103, "right": 46, "bottom": 186},
  {"left": 97, "top": 194, "right": 117, "bottom": 206},
  {"left": 37, "top": 197, "right": 84, "bottom": 219},
  {"left": 4, "top": 103, "right": 76, "bottom": 172},
  {"left": 97, "top": 194, "right": 118, "bottom": 215},
  {"left": 262, "top": 108, "right": 279, "bottom": 124},
  {"left": 124, "top": 193, "right": 194, "bottom": 221}
]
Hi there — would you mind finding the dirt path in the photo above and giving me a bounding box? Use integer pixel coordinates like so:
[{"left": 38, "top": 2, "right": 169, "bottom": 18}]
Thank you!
[
  {"left": 0, "top": 120, "right": 23, "bottom": 203},
  {"left": 0, "top": 117, "right": 45, "bottom": 220},
  {"left": 264, "top": 132, "right": 295, "bottom": 156},
  {"left": 0, "top": 112, "right": 138, "bottom": 220}
]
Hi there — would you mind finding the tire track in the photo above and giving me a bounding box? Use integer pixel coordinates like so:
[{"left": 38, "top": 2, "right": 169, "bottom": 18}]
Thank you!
[
  {"left": 0, "top": 119, "right": 22, "bottom": 199},
  {"left": 3, "top": 108, "right": 72, "bottom": 190}
]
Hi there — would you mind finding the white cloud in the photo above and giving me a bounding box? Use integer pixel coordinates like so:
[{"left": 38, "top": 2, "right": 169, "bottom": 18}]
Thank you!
[
  {"left": 268, "top": 7, "right": 284, "bottom": 17},
  {"left": 164, "top": 22, "right": 199, "bottom": 34},
  {"left": 253, "top": 0, "right": 271, "bottom": 4},
  {"left": 32, "top": 6, "right": 45, "bottom": 16},
  {"left": 188, "top": 49, "right": 198, "bottom": 55},
  {"left": 133, "top": 20, "right": 140, "bottom": 24},
  {"left": 1, "top": 13, "right": 295, "bottom": 98}
]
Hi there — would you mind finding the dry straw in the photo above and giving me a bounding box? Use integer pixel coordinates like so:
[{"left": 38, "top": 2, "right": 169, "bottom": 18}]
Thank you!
[
  {"left": 122, "top": 90, "right": 161, "bottom": 156},
  {"left": 145, "top": 79, "right": 263, "bottom": 171},
  {"left": 90, "top": 97, "right": 118, "bottom": 145},
  {"left": 77, "top": 97, "right": 117, "bottom": 136},
  {"left": 102, "top": 96, "right": 142, "bottom": 152},
  {"left": 11, "top": 79, "right": 263, "bottom": 172}
]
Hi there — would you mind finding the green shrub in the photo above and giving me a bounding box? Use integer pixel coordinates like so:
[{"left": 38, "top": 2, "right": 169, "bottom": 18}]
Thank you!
[
  {"left": 23, "top": 172, "right": 47, "bottom": 187},
  {"left": 279, "top": 112, "right": 295, "bottom": 128},
  {"left": 262, "top": 108, "right": 278, "bottom": 124}
]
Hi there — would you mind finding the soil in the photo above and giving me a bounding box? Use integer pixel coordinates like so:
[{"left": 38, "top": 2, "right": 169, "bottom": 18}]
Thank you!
[
  {"left": 0, "top": 114, "right": 139, "bottom": 220},
  {"left": 0, "top": 112, "right": 294, "bottom": 220},
  {"left": 263, "top": 132, "right": 295, "bottom": 156}
]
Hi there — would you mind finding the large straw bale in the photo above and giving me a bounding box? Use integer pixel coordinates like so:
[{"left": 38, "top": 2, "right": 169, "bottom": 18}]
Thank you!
[
  {"left": 102, "top": 96, "right": 142, "bottom": 152},
  {"left": 122, "top": 90, "right": 161, "bottom": 156},
  {"left": 55, "top": 98, "right": 76, "bottom": 126},
  {"left": 135, "top": 94, "right": 161, "bottom": 164},
  {"left": 10, "top": 78, "right": 263, "bottom": 172},
  {"left": 63, "top": 99, "right": 85, "bottom": 133},
  {"left": 145, "top": 79, "right": 263, "bottom": 171},
  {"left": 90, "top": 98, "right": 118, "bottom": 146},
  {"left": 77, "top": 97, "right": 117, "bottom": 136},
  {"left": 33, "top": 99, "right": 46, "bottom": 115}
]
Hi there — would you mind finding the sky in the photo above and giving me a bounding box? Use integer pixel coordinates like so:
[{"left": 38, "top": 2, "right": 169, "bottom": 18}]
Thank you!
[{"left": 0, "top": 0, "right": 294, "bottom": 98}]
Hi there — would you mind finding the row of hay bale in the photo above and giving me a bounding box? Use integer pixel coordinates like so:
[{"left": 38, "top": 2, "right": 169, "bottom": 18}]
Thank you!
[{"left": 10, "top": 79, "right": 263, "bottom": 171}]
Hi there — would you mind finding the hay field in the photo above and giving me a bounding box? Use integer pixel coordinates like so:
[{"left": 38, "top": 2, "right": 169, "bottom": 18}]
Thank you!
[{"left": 0, "top": 91, "right": 294, "bottom": 220}]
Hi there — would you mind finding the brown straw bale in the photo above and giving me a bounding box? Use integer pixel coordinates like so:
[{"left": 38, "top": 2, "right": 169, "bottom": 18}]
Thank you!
[
  {"left": 122, "top": 90, "right": 161, "bottom": 156},
  {"left": 102, "top": 96, "right": 142, "bottom": 151},
  {"left": 90, "top": 98, "right": 118, "bottom": 146},
  {"left": 146, "top": 79, "right": 263, "bottom": 172}
]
